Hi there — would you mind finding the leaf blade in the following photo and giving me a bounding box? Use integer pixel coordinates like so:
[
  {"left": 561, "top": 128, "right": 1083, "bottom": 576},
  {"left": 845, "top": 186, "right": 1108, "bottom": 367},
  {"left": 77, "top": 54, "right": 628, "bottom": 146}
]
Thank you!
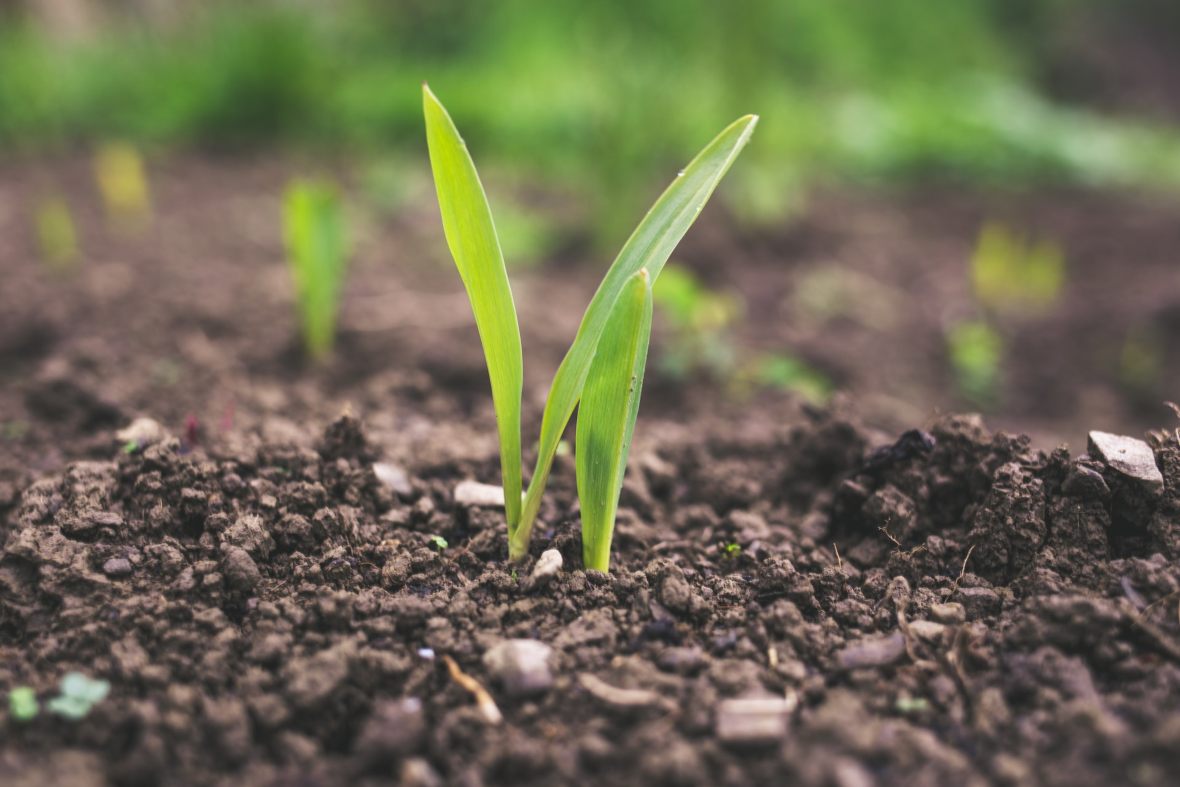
[
  {"left": 576, "top": 270, "right": 653, "bottom": 572},
  {"left": 518, "top": 113, "right": 758, "bottom": 548},
  {"left": 423, "top": 85, "right": 523, "bottom": 528}
]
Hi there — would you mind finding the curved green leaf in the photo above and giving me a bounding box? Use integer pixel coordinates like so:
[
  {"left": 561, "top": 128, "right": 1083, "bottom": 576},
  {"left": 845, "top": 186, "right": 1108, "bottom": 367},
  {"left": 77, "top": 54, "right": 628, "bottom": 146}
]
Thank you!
[
  {"left": 576, "top": 270, "right": 653, "bottom": 572},
  {"left": 515, "top": 113, "right": 758, "bottom": 556},
  {"left": 423, "top": 84, "right": 523, "bottom": 529}
]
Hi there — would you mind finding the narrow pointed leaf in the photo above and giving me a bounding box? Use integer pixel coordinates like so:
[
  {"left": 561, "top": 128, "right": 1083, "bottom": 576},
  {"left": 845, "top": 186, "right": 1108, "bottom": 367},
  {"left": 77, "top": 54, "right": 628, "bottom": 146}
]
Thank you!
[
  {"left": 576, "top": 271, "right": 653, "bottom": 572},
  {"left": 423, "top": 85, "right": 523, "bottom": 529},
  {"left": 518, "top": 113, "right": 758, "bottom": 549}
]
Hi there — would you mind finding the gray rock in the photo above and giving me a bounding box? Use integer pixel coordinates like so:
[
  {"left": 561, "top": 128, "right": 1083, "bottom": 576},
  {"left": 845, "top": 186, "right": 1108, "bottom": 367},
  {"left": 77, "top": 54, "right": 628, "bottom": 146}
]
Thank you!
[
  {"left": 715, "top": 696, "right": 791, "bottom": 744},
  {"left": 453, "top": 480, "right": 505, "bottom": 508},
  {"left": 1088, "top": 431, "right": 1164, "bottom": 494},
  {"left": 372, "top": 463, "right": 413, "bottom": 498},
  {"left": 102, "top": 557, "right": 133, "bottom": 577},
  {"left": 836, "top": 633, "right": 907, "bottom": 670},
  {"left": 483, "top": 639, "right": 554, "bottom": 696},
  {"left": 529, "top": 549, "right": 563, "bottom": 585},
  {"left": 929, "top": 602, "right": 966, "bottom": 624},
  {"left": 958, "top": 586, "right": 1002, "bottom": 619}
]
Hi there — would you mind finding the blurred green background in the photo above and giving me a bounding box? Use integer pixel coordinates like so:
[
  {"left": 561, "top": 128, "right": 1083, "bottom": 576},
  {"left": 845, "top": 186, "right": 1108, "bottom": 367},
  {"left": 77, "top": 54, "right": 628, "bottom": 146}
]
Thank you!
[{"left": 3, "top": 0, "right": 1180, "bottom": 235}]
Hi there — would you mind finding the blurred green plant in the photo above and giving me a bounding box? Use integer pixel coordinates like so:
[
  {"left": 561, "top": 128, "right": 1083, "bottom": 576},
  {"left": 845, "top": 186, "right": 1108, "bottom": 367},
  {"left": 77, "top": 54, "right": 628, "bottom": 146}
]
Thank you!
[
  {"left": 8, "top": 687, "right": 39, "bottom": 722},
  {"left": 947, "top": 319, "right": 1003, "bottom": 405},
  {"left": 424, "top": 85, "right": 755, "bottom": 569},
  {"left": 652, "top": 264, "right": 742, "bottom": 377},
  {"left": 34, "top": 196, "right": 79, "bottom": 271},
  {"left": 746, "top": 353, "right": 834, "bottom": 404},
  {"left": 94, "top": 142, "right": 152, "bottom": 229},
  {"left": 46, "top": 672, "right": 109, "bottom": 720},
  {"left": 1119, "top": 326, "right": 1164, "bottom": 395},
  {"left": 282, "top": 178, "right": 350, "bottom": 360},
  {"left": 971, "top": 222, "right": 1065, "bottom": 314}
]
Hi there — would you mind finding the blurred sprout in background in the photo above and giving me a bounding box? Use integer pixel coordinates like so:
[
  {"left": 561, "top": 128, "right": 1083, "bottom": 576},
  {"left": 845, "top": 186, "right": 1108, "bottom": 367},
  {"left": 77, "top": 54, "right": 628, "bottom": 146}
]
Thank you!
[
  {"left": 34, "top": 196, "right": 79, "bottom": 271},
  {"left": 283, "top": 178, "right": 350, "bottom": 361},
  {"left": 93, "top": 142, "right": 152, "bottom": 230},
  {"left": 971, "top": 222, "right": 1065, "bottom": 315}
]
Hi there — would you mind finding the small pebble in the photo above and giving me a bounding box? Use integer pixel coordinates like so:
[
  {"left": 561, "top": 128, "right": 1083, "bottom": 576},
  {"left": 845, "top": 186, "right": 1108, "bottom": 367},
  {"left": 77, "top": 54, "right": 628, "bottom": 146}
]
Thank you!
[
  {"left": 417, "top": 648, "right": 435, "bottom": 661},
  {"left": 836, "top": 633, "right": 907, "bottom": 670},
  {"left": 715, "top": 697, "right": 792, "bottom": 744},
  {"left": 102, "top": 557, "right": 133, "bottom": 577},
  {"left": 453, "top": 480, "right": 505, "bottom": 508},
  {"left": 529, "top": 549, "right": 563, "bottom": 585},
  {"left": 483, "top": 639, "right": 554, "bottom": 696},
  {"left": 372, "top": 463, "right": 413, "bottom": 498}
]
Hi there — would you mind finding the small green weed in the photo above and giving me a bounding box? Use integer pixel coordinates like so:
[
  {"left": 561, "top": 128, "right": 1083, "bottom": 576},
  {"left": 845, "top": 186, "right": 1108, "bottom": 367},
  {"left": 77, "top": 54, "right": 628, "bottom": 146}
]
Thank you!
[{"left": 282, "top": 178, "right": 350, "bottom": 360}]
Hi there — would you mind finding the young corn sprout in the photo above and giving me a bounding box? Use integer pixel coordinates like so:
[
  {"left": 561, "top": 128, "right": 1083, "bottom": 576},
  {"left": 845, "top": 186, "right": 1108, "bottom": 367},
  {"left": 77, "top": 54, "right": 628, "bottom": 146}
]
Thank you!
[
  {"left": 282, "top": 179, "right": 350, "bottom": 360},
  {"left": 423, "top": 84, "right": 756, "bottom": 570}
]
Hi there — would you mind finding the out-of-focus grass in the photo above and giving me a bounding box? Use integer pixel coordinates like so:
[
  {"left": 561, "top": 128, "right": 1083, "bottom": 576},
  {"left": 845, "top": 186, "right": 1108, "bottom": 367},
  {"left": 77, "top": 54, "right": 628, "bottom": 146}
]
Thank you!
[{"left": 3, "top": 0, "right": 1180, "bottom": 235}]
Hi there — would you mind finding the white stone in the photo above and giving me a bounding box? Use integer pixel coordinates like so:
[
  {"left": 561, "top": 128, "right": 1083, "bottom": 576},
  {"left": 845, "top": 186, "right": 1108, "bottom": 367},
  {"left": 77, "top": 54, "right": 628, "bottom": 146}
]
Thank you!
[
  {"left": 453, "top": 480, "right": 505, "bottom": 508},
  {"left": 483, "top": 639, "right": 554, "bottom": 696},
  {"left": 530, "top": 549, "right": 563, "bottom": 583},
  {"left": 716, "top": 697, "right": 791, "bottom": 744},
  {"left": 372, "top": 463, "right": 413, "bottom": 497}
]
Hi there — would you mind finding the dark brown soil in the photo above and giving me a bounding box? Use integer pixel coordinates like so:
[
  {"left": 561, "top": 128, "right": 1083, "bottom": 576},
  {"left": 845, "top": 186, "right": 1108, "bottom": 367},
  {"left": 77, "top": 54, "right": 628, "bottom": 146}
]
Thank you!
[
  {"left": 3, "top": 154, "right": 1180, "bottom": 785},
  {"left": 2, "top": 408, "right": 1180, "bottom": 786}
]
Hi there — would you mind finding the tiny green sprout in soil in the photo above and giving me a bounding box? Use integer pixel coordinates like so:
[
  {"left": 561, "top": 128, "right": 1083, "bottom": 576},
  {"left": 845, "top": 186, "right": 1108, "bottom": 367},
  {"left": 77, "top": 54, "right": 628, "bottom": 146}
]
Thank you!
[
  {"left": 282, "top": 178, "right": 350, "bottom": 361},
  {"left": 35, "top": 196, "right": 79, "bottom": 271},
  {"left": 94, "top": 142, "right": 152, "bottom": 229},
  {"left": 429, "top": 535, "right": 449, "bottom": 551},
  {"left": 970, "top": 221, "right": 1064, "bottom": 315},
  {"left": 721, "top": 542, "right": 742, "bottom": 558},
  {"left": 47, "top": 672, "right": 110, "bottom": 720},
  {"left": 947, "top": 319, "right": 1003, "bottom": 406},
  {"left": 423, "top": 84, "right": 756, "bottom": 571},
  {"left": 8, "top": 687, "right": 38, "bottom": 722}
]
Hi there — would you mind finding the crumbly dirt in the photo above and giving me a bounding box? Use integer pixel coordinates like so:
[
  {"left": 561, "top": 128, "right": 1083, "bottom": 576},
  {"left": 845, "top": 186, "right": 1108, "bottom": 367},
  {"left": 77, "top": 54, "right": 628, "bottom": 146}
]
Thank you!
[{"left": 1, "top": 407, "right": 1179, "bottom": 787}]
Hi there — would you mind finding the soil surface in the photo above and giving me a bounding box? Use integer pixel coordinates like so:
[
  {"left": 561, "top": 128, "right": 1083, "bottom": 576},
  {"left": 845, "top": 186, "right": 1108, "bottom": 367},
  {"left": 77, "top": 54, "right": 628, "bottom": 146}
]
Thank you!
[
  {"left": 2, "top": 408, "right": 1180, "bottom": 786},
  {"left": 3, "top": 155, "right": 1180, "bottom": 785}
]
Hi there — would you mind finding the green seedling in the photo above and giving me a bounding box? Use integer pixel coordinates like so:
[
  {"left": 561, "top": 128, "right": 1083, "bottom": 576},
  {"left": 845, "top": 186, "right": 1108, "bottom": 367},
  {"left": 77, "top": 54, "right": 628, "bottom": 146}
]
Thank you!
[
  {"left": 653, "top": 264, "right": 742, "bottom": 378},
  {"left": 970, "top": 222, "right": 1064, "bottom": 314},
  {"left": 748, "top": 353, "right": 834, "bottom": 404},
  {"left": 283, "top": 179, "right": 350, "bottom": 360},
  {"left": 46, "top": 672, "right": 109, "bottom": 720},
  {"left": 35, "top": 196, "right": 79, "bottom": 271},
  {"left": 424, "top": 85, "right": 755, "bottom": 569},
  {"left": 8, "top": 687, "right": 39, "bottom": 721},
  {"left": 721, "top": 541, "right": 742, "bottom": 558},
  {"left": 429, "top": 535, "right": 449, "bottom": 551},
  {"left": 947, "top": 319, "right": 1003, "bottom": 405},
  {"left": 94, "top": 142, "right": 151, "bottom": 229}
]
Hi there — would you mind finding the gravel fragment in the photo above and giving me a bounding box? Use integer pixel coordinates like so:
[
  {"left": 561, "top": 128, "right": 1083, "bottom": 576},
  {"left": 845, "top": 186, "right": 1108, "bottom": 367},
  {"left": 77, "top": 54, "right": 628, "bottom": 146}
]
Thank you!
[
  {"left": 372, "top": 463, "right": 413, "bottom": 498},
  {"left": 528, "top": 549, "right": 563, "bottom": 586},
  {"left": 836, "top": 633, "right": 907, "bottom": 670},
  {"left": 715, "top": 696, "right": 792, "bottom": 744},
  {"left": 102, "top": 557, "right": 133, "bottom": 577},
  {"left": 453, "top": 480, "right": 505, "bottom": 508},
  {"left": 483, "top": 639, "right": 554, "bottom": 696},
  {"left": 1088, "top": 431, "right": 1164, "bottom": 494}
]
